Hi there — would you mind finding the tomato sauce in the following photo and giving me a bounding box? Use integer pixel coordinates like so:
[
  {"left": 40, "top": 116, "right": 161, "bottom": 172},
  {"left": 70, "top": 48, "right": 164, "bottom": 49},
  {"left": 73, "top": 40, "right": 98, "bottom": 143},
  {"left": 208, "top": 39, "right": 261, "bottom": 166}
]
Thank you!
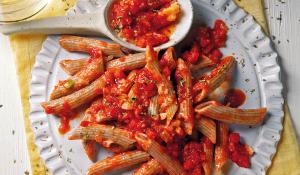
[
  {"left": 183, "top": 142, "right": 206, "bottom": 175},
  {"left": 228, "top": 133, "right": 252, "bottom": 168},
  {"left": 109, "top": 0, "right": 181, "bottom": 47},
  {"left": 182, "top": 19, "right": 228, "bottom": 65},
  {"left": 224, "top": 88, "right": 246, "bottom": 108},
  {"left": 58, "top": 101, "right": 76, "bottom": 134},
  {"left": 82, "top": 68, "right": 174, "bottom": 142}
]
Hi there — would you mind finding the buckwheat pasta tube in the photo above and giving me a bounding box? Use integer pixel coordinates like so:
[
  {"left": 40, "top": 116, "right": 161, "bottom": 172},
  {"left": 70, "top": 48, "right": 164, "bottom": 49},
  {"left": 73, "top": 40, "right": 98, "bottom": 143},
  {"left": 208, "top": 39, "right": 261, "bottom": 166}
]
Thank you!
[
  {"left": 175, "top": 59, "right": 194, "bottom": 135},
  {"left": 59, "top": 58, "right": 88, "bottom": 76},
  {"left": 145, "top": 46, "right": 178, "bottom": 125},
  {"left": 195, "top": 102, "right": 267, "bottom": 125},
  {"left": 135, "top": 133, "right": 186, "bottom": 175},
  {"left": 106, "top": 53, "right": 146, "bottom": 71},
  {"left": 83, "top": 140, "right": 99, "bottom": 162},
  {"left": 87, "top": 151, "right": 151, "bottom": 175},
  {"left": 148, "top": 95, "right": 159, "bottom": 120},
  {"left": 68, "top": 124, "right": 136, "bottom": 149},
  {"left": 193, "top": 56, "right": 235, "bottom": 103},
  {"left": 59, "top": 53, "right": 146, "bottom": 76},
  {"left": 159, "top": 47, "right": 176, "bottom": 79},
  {"left": 50, "top": 51, "right": 104, "bottom": 100},
  {"left": 78, "top": 108, "right": 101, "bottom": 162},
  {"left": 41, "top": 74, "right": 107, "bottom": 114},
  {"left": 133, "top": 159, "right": 164, "bottom": 175},
  {"left": 195, "top": 115, "right": 216, "bottom": 144},
  {"left": 190, "top": 55, "right": 214, "bottom": 73},
  {"left": 215, "top": 122, "right": 229, "bottom": 172},
  {"left": 59, "top": 35, "right": 124, "bottom": 57},
  {"left": 202, "top": 137, "right": 214, "bottom": 175}
]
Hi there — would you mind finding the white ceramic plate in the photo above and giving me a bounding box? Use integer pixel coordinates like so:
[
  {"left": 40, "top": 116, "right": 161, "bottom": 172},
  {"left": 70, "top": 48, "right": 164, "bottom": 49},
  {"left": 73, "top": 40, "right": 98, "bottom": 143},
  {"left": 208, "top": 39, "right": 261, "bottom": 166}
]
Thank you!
[{"left": 29, "top": 0, "right": 284, "bottom": 174}]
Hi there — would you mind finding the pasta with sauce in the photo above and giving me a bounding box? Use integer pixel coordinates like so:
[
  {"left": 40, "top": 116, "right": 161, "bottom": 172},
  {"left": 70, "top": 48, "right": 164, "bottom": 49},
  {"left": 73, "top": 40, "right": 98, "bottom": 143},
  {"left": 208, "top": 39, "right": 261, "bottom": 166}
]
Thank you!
[{"left": 41, "top": 19, "right": 267, "bottom": 175}]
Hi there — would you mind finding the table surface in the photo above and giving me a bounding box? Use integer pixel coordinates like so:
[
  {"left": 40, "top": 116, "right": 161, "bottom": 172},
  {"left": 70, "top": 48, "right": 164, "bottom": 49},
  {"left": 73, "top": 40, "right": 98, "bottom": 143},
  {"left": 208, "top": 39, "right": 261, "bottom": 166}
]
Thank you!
[{"left": 0, "top": 1, "right": 299, "bottom": 174}]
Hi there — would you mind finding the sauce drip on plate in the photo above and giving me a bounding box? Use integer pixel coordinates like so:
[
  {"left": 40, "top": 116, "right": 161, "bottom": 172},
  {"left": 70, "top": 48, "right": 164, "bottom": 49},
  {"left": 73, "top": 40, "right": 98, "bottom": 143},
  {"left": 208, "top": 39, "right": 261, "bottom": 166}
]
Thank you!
[{"left": 224, "top": 88, "right": 246, "bottom": 108}]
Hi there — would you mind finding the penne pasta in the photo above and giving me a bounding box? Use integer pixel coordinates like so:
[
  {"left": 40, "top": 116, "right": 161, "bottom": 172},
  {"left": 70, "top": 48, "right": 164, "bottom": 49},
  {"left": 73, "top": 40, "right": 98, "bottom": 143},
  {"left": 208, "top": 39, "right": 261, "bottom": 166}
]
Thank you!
[
  {"left": 59, "top": 53, "right": 146, "bottom": 76},
  {"left": 190, "top": 55, "right": 214, "bottom": 73},
  {"left": 148, "top": 95, "right": 159, "bottom": 120},
  {"left": 159, "top": 47, "right": 177, "bottom": 79},
  {"left": 145, "top": 46, "right": 178, "bottom": 125},
  {"left": 195, "top": 115, "right": 216, "bottom": 144},
  {"left": 68, "top": 124, "right": 136, "bottom": 149},
  {"left": 202, "top": 137, "right": 214, "bottom": 175},
  {"left": 59, "top": 58, "right": 88, "bottom": 76},
  {"left": 59, "top": 35, "right": 124, "bottom": 57},
  {"left": 41, "top": 74, "right": 107, "bottom": 114},
  {"left": 59, "top": 55, "right": 114, "bottom": 76},
  {"left": 135, "top": 133, "right": 186, "bottom": 175},
  {"left": 193, "top": 56, "right": 235, "bottom": 103},
  {"left": 215, "top": 122, "right": 229, "bottom": 172},
  {"left": 175, "top": 59, "right": 194, "bottom": 135},
  {"left": 79, "top": 110, "right": 100, "bottom": 162},
  {"left": 133, "top": 159, "right": 164, "bottom": 175},
  {"left": 50, "top": 51, "right": 105, "bottom": 100},
  {"left": 107, "top": 53, "right": 146, "bottom": 71},
  {"left": 195, "top": 102, "right": 267, "bottom": 126},
  {"left": 83, "top": 140, "right": 99, "bottom": 162},
  {"left": 87, "top": 150, "right": 151, "bottom": 175}
]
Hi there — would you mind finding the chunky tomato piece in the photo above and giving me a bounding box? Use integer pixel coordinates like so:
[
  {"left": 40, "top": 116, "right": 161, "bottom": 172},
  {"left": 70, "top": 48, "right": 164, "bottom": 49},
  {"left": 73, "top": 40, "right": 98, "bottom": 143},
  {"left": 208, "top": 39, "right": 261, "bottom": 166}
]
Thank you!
[
  {"left": 182, "top": 43, "right": 200, "bottom": 64},
  {"left": 183, "top": 142, "right": 206, "bottom": 173},
  {"left": 181, "top": 19, "right": 228, "bottom": 64},
  {"left": 213, "top": 19, "right": 228, "bottom": 48},
  {"left": 228, "top": 133, "right": 252, "bottom": 168},
  {"left": 109, "top": 0, "right": 180, "bottom": 47}
]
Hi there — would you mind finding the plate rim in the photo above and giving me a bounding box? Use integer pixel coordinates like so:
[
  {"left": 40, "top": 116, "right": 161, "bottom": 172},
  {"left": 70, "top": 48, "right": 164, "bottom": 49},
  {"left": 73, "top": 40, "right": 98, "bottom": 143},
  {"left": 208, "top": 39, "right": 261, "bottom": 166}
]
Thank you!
[{"left": 29, "top": 0, "right": 284, "bottom": 174}]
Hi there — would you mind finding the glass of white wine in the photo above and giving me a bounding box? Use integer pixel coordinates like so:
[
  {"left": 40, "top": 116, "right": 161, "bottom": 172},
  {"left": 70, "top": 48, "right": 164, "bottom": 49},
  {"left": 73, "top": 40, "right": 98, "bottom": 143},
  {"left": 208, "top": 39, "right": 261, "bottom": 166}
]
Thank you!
[{"left": 0, "top": 0, "right": 48, "bottom": 23}]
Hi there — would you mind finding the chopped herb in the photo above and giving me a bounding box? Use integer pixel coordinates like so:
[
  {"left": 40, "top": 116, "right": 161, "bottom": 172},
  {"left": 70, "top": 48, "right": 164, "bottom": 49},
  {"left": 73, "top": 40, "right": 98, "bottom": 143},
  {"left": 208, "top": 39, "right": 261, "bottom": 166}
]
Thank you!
[
  {"left": 152, "top": 9, "right": 159, "bottom": 13},
  {"left": 117, "top": 16, "right": 122, "bottom": 20},
  {"left": 239, "top": 59, "right": 245, "bottom": 67},
  {"left": 0, "top": 104, "right": 3, "bottom": 108},
  {"left": 13, "top": 160, "right": 16, "bottom": 163},
  {"left": 245, "top": 78, "right": 250, "bottom": 82},
  {"left": 253, "top": 44, "right": 258, "bottom": 48},
  {"left": 67, "top": 157, "right": 72, "bottom": 163},
  {"left": 114, "top": 28, "right": 120, "bottom": 33},
  {"left": 131, "top": 96, "right": 137, "bottom": 101},
  {"left": 63, "top": 79, "right": 75, "bottom": 89},
  {"left": 217, "top": 65, "right": 226, "bottom": 74},
  {"left": 272, "top": 35, "right": 276, "bottom": 40},
  {"left": 179, "top": 79, "right": 185, "bottom": 86},
  {"left": 250, "top": 89, "right": 255, "bottom": 94}
]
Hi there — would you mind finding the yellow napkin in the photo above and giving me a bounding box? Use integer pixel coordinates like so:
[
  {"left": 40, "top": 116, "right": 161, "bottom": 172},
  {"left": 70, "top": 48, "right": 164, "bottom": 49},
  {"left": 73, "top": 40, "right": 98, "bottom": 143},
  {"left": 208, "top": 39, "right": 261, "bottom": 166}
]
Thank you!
[{"left": 8, "top": 0, "right": 300, "bottom": 175}]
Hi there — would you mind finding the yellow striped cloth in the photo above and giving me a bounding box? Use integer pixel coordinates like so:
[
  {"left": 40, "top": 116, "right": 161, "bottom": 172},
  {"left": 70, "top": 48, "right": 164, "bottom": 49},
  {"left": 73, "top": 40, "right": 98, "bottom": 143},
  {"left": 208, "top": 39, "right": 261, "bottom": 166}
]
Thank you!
[{"left": 8, "top": 0, "right": 300, "bottom": 174}]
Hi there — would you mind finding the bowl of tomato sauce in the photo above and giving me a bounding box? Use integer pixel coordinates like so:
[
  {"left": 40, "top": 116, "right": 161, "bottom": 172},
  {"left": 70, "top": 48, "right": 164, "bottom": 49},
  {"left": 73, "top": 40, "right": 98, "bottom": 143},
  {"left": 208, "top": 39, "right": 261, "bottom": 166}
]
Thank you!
[{"left": 106, "top": 0, "right": 193, "bottom": 50}]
